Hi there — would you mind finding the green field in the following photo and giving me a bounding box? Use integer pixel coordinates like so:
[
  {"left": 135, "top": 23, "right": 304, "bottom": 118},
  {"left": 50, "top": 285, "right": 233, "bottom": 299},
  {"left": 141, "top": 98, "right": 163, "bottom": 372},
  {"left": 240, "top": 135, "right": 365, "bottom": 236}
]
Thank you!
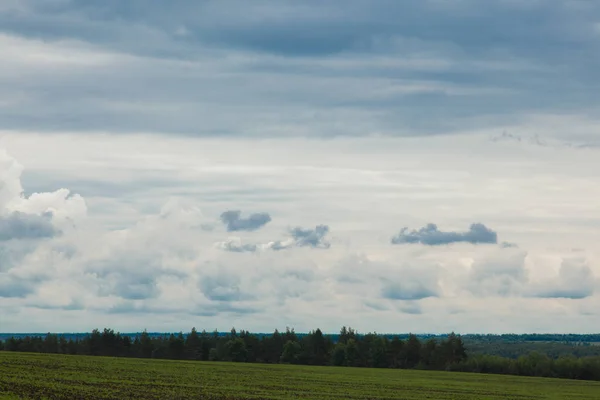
[{"left": 1, "top": 352, "right": 599, "bottom": 399}]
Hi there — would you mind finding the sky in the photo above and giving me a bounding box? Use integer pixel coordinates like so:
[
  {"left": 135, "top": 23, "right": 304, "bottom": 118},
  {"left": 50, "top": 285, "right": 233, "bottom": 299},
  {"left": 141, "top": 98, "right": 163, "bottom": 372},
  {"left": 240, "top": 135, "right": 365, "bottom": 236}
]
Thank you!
[{"left": 1, "top": 0, "right": 600, "bottom": 334}]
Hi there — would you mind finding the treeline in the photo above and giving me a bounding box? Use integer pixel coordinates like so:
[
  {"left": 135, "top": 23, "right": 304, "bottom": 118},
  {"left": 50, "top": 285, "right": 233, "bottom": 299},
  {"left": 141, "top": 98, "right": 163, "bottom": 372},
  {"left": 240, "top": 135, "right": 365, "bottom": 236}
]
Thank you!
[
  {"left": 462, "top": 333, "right": 600, "bottom": 343},
  {"left": 451, "top": 353, "right": 600, "bottom": 381},
  {"left": 1, "top": 327, "right": 600, "bottom": 381},
  {"left": 466, "top": 341, "right": 600, "bottom": 360},
  {"left": 0, "top": 326, "right": 466, "bottom": 369}
]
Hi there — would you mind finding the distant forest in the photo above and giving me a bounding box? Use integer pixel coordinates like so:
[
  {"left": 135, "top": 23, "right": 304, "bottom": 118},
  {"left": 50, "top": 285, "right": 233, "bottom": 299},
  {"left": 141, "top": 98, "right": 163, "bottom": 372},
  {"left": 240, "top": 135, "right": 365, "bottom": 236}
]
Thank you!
[{"left": 1, "top": 327, "right": 600, "bottom": 381}]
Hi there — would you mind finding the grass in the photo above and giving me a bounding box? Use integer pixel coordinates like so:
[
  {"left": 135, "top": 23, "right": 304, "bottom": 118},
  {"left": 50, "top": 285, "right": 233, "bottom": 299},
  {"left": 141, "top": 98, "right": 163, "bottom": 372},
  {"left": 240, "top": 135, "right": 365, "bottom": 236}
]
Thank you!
[{"left": 1, "top": 352, "right": 600, "bottom": 399}]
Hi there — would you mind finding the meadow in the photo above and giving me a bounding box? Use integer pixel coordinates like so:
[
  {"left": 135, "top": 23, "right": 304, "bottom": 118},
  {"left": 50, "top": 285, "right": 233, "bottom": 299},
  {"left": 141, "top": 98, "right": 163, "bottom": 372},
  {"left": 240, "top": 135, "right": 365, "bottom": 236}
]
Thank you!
[{"left": 1, "top": 352, "right": 599, "bottom": 400}]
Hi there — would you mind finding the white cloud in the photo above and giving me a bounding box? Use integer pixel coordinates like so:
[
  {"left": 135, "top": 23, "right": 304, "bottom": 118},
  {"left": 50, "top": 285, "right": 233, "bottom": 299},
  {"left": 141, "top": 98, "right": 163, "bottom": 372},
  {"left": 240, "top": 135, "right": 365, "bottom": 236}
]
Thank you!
[
  {"left": 528, "top": 257, "right": 597, "bottom": 299},
  {"left": 0, "top": 133, "right": 598, "bottom": 333},
  {"left": 467, "top": 248, "right": 528, "bottom": 297}
]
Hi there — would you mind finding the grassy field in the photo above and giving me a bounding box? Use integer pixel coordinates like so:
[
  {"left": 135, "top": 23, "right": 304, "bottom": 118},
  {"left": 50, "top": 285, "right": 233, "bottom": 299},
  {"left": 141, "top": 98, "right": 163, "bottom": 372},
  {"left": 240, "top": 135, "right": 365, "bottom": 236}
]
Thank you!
[{"left": 1, "top": 352, "right": 599, "bottom": 399}]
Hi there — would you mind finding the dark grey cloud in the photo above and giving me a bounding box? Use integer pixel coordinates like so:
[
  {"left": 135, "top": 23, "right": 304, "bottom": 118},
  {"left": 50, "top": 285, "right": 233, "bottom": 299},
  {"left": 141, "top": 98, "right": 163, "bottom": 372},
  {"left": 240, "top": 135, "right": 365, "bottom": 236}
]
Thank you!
[
  {"left": 0, "top": 211, "right": 57, "bottom": 241},
  {"left": 364, "top": 301, "right": 389, "bottom": 311},
  {"left": 215, "top": 224, "right": 331, "bottom": 253},
  {"left": 281, "top": 268, "right": 315, "bottom": 282},
  {"left": 192, "top": 302, "right": 258, "bottom": 317},
  {"left": 217, "top": 239, "right": 258, "bottom": 253},
  {"left": 267, "top": 225, "right": 331, "bottom": 251},
  {"left": 268, "top": 241, "right": 291, "bottom": 251},
  {"left": 391, "top": 223, "right": 497, "bottom": 246},
  {"left": 0, "top": 276, "right": 36, "bottom": 298},
  {"left": 199, "top": 273, "right": 248, "bottom": 302},
  {"left": 533, "top": 288, "right": 592, "bottom": 300},
  {"left": 6, "top": 0, "right": 599, "bottom": 59},
  {"left": 29, "top": 299, "right": 84, "bottom": 311},
  {"left": 95, "top": 274, "right": 161, "bottom": 300},
  {"left": 108, "top": 301, "right": 185, "bottom": 315},
  {"left": 0, "top": 242, "right": 40, "bottom": 272},
  {"left": 490, "top": 132, "right": 595, "bottom": 150},
  {"left": 112, "top": 276, "right": 159, "bottom": 300},
  {"left": 220, "top": 210, "right": 271, "bottom": 232},
  {"left": 1, "top": 1, "right": 600, "bottom": 139},
  {"left": 381, "top": 281, "right": 438, "bottom": 301},
  {"left": 491, "top": 132, "right": 550, "bottom": 147},
  {"left": 289, "top": 225, "right": 330, "bottom": 249},
  {"left": 108, "top": 302, "right": 256, "bottom": 317},
  {"left": 397, "top": 301, "right": 423, "bottom": 315},
  {"left": 88, "top": 257, "right": 186, "bottom": 300},
  {"left": 0, "top": 261, "right": 50, "bottom": 298}
]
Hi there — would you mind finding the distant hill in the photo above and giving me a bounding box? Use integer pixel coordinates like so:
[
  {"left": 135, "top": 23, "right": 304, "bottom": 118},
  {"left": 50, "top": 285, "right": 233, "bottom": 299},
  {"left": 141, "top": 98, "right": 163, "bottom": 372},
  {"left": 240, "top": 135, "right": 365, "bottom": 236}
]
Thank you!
[{"left": 2, "top": 332, "right": 600, "bottom": 343}]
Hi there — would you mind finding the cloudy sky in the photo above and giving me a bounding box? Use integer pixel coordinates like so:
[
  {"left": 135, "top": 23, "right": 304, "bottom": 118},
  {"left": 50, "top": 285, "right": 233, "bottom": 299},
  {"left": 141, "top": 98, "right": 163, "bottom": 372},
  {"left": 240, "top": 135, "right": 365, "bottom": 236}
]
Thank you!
[{"left": 1, "top": 0, "right": 600, "bottom": 334}]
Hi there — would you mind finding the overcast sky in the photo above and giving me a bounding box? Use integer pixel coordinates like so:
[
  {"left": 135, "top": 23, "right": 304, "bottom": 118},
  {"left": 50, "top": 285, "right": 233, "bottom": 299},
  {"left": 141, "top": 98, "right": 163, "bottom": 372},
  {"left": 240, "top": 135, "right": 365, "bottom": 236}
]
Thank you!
[{"left": 1, "top": 0, "right": 600, "bottom": 334}]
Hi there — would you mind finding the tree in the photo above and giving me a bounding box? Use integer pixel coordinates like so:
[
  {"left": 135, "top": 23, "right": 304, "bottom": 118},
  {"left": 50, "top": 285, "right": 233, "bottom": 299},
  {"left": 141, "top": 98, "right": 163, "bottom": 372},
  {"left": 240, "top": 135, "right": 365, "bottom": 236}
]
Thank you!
[
  {"left": 331, "top": 342, "right": 347, "bottom": 366},
  {"left": 101, "top": 328, "right": 119, "bottom": 356},
  {"left": 185, "top": 327, "right": 201, "bottom": 360},
  {"left": 421, "top": 338, "right": 440, "bottom": 368},
  {"left": 168, "top": 333, "right": 185, "bottom": 359},
  {"left": 280, "top": 341, "right": 301, "bottom": 364},
  {"left": 301, "top": 329, "right": 330, "bottom": 366},
  {"left": 404, "top": 334, "right": 422, "bottom": 368},
  {"left": 43, "top": 333, "right": 59, "bottom": 354},
  {"left": 441, "top": 333, "right": 467, "bottom": 365},
  {"left": 369, "top": 336, "right": 388, "bottom": 368},
  {"left": 66, "top": 338, "right": 79, "bottom": 355},
  {"left": 262, "top": 329, "right": 284, "bottom": 363},
  {"left": 208, "top": 348, "right": 219, "bottom": 361},
  {"left": 388, "top": 337, "right": 404, "bottom": 368},
  {"left": 345, "top": 339, "right": 359, "bottom": 367},
  {"left": 283, "top": 327, "right": 298, "bottom": 343},
  {"left": 226, "top": 338, "right": 248, "bottom": 362},
  {"left": 88, "top": 329, "right": 102, "bottom": 356},
  {"left": 200, "top": 330, "right": 212, "bottom": 361},
  {"left": 139, "top": 330, "right": 154, "bottom": 358},
  {"left": 339, "top": 326, "right": 356, "bottom": 344},
  {"left": 239, "top": 330, "right": 259, "bottom": 363}
]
